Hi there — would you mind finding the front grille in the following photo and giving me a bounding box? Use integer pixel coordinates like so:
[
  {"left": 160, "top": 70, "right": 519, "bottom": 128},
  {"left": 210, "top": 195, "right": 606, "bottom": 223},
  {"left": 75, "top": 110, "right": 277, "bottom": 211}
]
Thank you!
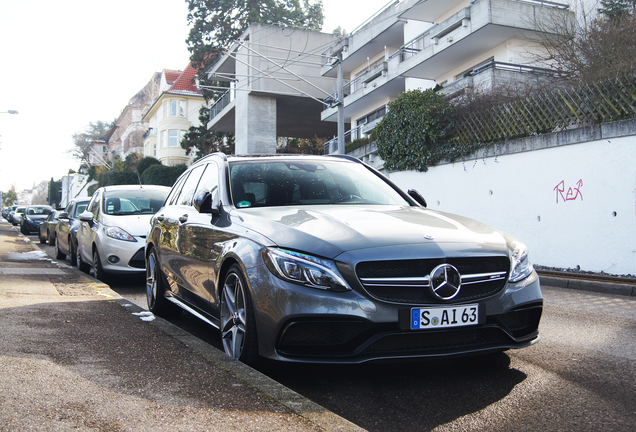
[
  {"left": 356, "top": 257, "right": 509, "bottom": 304},
  {"left": 128, "top": 247, "right": 146, "bottom": 269}
]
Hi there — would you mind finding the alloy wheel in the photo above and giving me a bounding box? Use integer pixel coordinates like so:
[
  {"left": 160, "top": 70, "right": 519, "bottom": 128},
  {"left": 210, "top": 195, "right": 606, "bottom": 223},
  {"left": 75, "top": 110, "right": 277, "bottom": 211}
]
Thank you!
[{"left": 220, "top": 272, "right": 247, "bottom": 360}]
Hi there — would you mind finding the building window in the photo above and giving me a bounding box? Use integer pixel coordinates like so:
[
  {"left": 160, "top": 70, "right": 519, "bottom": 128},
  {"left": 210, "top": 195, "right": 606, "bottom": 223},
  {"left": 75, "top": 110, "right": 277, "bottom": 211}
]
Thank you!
[
  {"left": 356, "top": 106, "right": 386, "bottom": 126},
  {"left": 163, "top": 100, "right": 169, "bottom": 118},
  {"left": 161, "top": 131, "right": 167, "bottom": 148},
  {"left": 169, "top": 130, "right": 179, "bottom": 147},
  {"left": 179, "top": 100, "right": 186, "bottom": 117}
]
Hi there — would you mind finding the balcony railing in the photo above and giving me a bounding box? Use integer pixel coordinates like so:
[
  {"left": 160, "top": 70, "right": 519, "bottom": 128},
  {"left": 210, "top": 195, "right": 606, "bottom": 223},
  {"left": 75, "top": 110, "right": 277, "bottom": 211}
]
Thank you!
[
  {"left": 388, "top": 0, "right": 569, "bottom": 65},
  {"left": 209, "top": 89, "right": 233, "bottom": 120},
  {"left": 327, "top": 60, "right": 388, "bottom": 102},
  {"left": 143, "top": 128, "right": 156, "bottom": 140}
]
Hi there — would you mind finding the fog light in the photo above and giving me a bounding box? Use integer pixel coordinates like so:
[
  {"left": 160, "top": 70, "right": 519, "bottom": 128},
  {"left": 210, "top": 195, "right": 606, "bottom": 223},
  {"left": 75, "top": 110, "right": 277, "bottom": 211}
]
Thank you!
[{"left": 108, "top": 255, "right": 120, "bottom": 264}]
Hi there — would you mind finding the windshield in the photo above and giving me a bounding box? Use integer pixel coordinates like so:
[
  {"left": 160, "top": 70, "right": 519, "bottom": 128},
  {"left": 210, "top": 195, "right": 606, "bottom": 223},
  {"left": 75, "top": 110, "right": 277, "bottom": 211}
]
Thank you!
[
  {"left": 26, "top": 206, "right": 52, "bottom": 216},
  {"left": 103, "top": 189, "right": 168, "bottom": 215},
  {"left": 229, "top": 159, "right": 410, "bottom": 208}
]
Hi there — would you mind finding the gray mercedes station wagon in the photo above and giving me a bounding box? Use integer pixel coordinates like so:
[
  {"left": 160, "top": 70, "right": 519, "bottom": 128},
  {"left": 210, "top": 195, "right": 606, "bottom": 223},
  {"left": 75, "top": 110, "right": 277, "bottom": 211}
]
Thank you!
[{"left": 146, "top": 153, "right": 542, "bottom": 364}]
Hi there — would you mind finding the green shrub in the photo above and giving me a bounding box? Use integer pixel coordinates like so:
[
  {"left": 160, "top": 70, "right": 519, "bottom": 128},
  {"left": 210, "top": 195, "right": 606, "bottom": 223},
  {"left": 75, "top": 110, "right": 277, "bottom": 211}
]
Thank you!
[
  {"left": 375, "top": 90, "right": 457, "bottom": 172},
  {"left": 140, "top": 164, "right": 187, "bottom": 187}
]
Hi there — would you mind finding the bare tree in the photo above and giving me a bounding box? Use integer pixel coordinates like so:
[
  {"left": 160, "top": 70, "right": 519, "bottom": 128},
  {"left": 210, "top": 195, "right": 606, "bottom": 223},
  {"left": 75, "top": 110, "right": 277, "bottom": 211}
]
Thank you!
[{"left": 533, "top": 0, "right": 636, "bottom": 83}]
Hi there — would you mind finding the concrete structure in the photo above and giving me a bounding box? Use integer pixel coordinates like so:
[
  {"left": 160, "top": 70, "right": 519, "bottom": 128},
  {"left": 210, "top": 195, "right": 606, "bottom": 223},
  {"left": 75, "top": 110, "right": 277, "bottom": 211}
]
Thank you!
[
  {"left": 320, "top": 0, "right": 573, "bottom": 154},
  {"left": 206, "top": 24, "right": 340, "bottom": 154},
  {"left": 107, "top": 73, "right": 161, "bottom": 161},
  {"left": 143, "top": 64, "right": 205, "bottom": 166},
  {"left": 389, "top": 118, "right": 636, "bottom": 276},
  {"left": 59, "top": 173, "right": 95, "bottom": 208}
]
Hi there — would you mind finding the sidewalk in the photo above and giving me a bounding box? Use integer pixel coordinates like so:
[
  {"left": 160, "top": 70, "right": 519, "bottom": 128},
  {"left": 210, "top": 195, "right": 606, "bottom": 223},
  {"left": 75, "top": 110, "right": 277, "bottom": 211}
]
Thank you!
[{"left": 0, "top": 220, "right": 364, "bottom": 432}]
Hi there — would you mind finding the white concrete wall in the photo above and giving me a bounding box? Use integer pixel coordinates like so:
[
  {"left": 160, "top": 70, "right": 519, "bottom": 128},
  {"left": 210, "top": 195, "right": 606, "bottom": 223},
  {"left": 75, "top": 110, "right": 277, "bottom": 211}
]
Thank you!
[{"left": 389, "top": 124, "right": 636, "bottom": 276}]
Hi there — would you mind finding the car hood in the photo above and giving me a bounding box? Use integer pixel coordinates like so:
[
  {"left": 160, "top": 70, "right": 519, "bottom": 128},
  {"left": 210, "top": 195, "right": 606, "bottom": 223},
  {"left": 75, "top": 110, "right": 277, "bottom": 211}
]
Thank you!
[
  {"left": 102, "top": 214, "right": 153, "bottom": 237},
  {"left": 232, "top": 205, "right": 510, "bottom": 259}
]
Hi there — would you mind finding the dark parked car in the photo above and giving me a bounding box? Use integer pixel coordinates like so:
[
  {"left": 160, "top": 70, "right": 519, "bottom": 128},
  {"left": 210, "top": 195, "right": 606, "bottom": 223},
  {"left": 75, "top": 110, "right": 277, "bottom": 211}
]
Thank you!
[
  {"left": 38, "top": 210, "right": 60, "bottom": 244},
  {"left": 3, "top": 205, "right": 17, "bottom": 221},
  {"left": 20, "top": 205, "right": 53, "bottom": 234},
  {"left": 145, "top": 153, "right": 542, "bottom": 365},
  {"left": 54, "top": 198, "right": 91, "bottom": 264}
]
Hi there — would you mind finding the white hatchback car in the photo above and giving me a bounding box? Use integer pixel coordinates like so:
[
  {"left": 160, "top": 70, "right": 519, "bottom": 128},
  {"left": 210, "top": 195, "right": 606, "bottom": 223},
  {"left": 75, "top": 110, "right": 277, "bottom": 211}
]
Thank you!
[{"left": 77, "top": 185, "right": 170, "bottom": 280}]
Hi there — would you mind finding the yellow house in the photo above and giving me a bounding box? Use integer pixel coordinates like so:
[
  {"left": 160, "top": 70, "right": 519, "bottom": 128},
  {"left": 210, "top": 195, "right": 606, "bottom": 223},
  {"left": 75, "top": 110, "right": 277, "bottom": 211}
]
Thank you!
[{"left": 143, "top": 63, "right": 205, "bottom": 166}]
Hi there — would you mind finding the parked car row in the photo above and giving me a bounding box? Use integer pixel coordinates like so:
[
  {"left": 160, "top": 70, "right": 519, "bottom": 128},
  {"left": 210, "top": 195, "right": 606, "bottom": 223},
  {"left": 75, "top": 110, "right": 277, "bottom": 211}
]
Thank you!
[
  {"left": 12, "top": 153, "right": 543, "bottom": 366},
  {"left": 3, "top": 204, "right": 53, "bottom": 235}
]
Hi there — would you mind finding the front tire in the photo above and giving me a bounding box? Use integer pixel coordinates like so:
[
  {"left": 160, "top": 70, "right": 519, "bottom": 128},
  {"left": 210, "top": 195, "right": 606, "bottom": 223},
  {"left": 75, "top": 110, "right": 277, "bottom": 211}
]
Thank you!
[
  {"left": 54, "top": 236, "right": 66, "bottom": 260},
  {"left": 69, "top": 238, "right": 77, "bottom": 267},
  {"left": 146, "top": 247, "right": 180, "bottom": 317},
  {"left": 91, "top": 249, "right": 107, "bottom": 281},
  {"left": 76, "top": 245, "right": 90, "bottom": 273},
  {"left": 39, "top": 231, "right": 46, "bottom": 244},
  {"left": 220, "top": 264, "right": 259, "bottom": 365}
]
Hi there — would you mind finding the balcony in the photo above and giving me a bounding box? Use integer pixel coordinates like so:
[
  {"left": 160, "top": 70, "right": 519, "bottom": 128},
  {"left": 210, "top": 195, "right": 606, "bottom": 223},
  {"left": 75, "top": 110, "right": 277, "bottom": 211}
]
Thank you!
[
  {"left": 389, "top": 0, "right": 571, "bottom": 79},
  {"left": 439, "top": 61, "right": 557, "bottom": 97}
]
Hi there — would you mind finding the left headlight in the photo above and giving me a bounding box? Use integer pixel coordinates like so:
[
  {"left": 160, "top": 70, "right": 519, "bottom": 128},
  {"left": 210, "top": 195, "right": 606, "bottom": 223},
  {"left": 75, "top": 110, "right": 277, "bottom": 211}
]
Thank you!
[
  {"left": 264, "top": 248, "right": 351, "bottom": 292},
  {"left": 509, "top": 241, "right": 533, "bottom": 283},
  {"left": 104, "top": 226, "right": 137, "bottom": 242}
]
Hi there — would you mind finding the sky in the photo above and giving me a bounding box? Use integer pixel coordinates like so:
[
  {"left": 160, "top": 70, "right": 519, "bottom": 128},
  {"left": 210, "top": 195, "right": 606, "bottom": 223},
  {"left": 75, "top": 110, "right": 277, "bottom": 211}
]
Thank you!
[{"left": 0, "top": 0, "right": 392, "bottom": 194}]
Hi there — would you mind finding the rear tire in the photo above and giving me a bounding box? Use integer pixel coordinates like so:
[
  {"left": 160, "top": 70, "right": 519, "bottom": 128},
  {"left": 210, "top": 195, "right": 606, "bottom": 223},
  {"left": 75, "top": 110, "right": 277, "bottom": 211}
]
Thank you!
[
  {"left": 220, "top": 264, "right": 259, "bottom": 365},
  {"left": 146, "top": 246, "right": 181, "bottom": 317}
]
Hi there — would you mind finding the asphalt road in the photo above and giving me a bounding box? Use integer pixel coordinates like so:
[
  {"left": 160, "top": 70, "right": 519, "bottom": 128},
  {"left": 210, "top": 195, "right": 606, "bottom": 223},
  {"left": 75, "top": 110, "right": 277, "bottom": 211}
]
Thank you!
[{"left": 38, "top": 237, "right": 636, "bottom": 431}]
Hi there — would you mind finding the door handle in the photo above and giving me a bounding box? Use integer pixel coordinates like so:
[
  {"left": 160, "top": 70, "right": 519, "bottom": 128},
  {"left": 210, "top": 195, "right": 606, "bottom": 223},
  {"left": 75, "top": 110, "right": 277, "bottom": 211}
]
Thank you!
[{"left": 179, "top": 215, "right": 188, "bottom": 224}]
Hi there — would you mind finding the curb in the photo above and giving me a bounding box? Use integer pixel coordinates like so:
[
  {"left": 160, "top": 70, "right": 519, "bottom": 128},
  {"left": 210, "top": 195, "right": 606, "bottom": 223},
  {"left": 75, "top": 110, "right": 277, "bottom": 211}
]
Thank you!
[
  {"left": 539, "top": 275, "right": 636, "bottom": 297},
  {"left": 20, "top": 231, "right": 365, "bottom": 432}
]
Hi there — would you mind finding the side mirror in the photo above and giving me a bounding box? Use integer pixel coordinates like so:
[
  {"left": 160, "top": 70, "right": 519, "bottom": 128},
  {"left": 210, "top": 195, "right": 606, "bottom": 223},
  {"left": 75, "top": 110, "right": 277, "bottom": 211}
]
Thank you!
[
  {"left": 408, "top": 189, "right": 427, "bottom": 208},
  {"left": 58, "top": 212, "right": 70, "bottom": 220},
  {"left": 193, "top": 188, "right": 220, "bottom": 215},
  {"left": 78, "top": 211, "right": 94, "bottom": 223}
]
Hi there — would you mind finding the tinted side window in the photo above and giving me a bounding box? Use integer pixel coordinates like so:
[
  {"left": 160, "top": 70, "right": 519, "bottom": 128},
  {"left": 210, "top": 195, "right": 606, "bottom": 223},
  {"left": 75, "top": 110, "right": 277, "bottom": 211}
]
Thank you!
[
  {"left": 177, "top": 165, "right": 206, "bottom": 206},
  {"left": 87, "top": 193, "right": 100, "bottom": 219},
  {"left": 197, "top": 162, "right": 219, "bottom": 194},
  {"left": 166, "top": 174, "right": 189, "bottom": 206}
]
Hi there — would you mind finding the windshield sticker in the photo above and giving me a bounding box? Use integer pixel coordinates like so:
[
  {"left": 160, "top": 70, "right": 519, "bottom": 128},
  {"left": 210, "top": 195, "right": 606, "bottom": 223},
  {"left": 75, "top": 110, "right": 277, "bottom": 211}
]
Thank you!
[{"left": 237, "top": 201, "right": 252, "bottom": 208}]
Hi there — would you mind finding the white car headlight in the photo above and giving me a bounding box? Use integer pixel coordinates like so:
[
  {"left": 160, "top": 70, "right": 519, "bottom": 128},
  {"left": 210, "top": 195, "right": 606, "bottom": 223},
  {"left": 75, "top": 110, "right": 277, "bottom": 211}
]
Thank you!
[
  {"left": 509, "top": 241, "right": 533, "bottom": 283},
  {"left": 104, "top": 226, "right": 137, "bottom": 242},
  {"left": 264, "top": 248, "right": 350, "bottom": 292}
]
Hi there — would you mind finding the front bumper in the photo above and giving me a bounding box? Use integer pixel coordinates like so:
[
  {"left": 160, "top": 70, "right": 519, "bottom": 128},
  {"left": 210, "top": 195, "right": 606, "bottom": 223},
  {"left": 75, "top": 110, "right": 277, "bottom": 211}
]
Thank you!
[
  {"left": 98, "top": 237, "right": 146, "bottom": 274},
  {"left": 248, "top": 265, "right": 543, "bottom": 364}
]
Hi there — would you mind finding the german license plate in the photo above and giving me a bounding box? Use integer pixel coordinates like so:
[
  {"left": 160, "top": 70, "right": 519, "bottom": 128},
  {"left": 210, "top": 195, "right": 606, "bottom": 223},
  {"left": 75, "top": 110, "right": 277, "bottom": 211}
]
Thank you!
[{"left": 411, "top": 304, "right": 479, "bottom": 330}]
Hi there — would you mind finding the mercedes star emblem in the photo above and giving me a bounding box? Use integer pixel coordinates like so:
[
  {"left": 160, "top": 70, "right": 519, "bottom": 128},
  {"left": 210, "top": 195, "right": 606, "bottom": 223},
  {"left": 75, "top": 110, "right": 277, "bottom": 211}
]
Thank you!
[{"left": 429, "top": 264, "right": 462, "bottom": 300}]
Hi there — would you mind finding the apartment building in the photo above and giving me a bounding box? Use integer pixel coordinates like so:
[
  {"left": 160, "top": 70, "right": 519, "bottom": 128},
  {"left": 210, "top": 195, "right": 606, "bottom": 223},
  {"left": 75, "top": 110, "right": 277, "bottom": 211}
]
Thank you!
[
  {"left": 320, "top": 0, "right": 574, "bottom": 158},
  {"left": 106, "top": 72, "right": 161, "bottom": 162},
  {"left": 142, "top": 64, "right": 205, "bottom": 166}
]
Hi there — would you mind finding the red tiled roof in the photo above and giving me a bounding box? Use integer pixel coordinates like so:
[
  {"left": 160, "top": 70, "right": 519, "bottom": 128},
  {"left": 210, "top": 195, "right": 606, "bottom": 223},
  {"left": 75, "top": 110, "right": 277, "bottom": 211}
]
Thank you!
[
  {"left": 164, "top": 69, "right": 182, "bottom": 85},
  {"left": 168, "top": 62, "right": 202, "bottom": 96}
]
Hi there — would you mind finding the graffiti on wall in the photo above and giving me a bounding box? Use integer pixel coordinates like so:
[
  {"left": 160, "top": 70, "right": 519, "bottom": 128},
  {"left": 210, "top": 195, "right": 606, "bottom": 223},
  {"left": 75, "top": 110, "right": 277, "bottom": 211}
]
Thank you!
[{"left": 554, "top": 179, "right": 583, "bottom": 203}]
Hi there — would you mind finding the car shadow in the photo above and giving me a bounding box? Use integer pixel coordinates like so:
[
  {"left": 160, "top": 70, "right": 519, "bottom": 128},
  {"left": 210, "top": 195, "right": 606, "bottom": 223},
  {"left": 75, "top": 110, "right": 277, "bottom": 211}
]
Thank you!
[{"left": 256, "top": 352, "right": 526, "bottom": 431}]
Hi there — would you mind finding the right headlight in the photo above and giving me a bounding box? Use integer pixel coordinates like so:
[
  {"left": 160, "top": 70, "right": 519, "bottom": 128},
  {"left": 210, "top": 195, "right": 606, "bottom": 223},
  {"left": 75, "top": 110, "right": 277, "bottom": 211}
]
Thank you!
[
  {"left": 264, "top": 248, "right": 351, "bottom": 292},
  {"left": 509, "top": 241, "right": 534, "bottom": 283}
]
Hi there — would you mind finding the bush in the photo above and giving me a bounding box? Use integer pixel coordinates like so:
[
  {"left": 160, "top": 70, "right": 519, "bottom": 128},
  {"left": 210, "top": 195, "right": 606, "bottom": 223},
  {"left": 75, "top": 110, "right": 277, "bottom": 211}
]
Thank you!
[
  {"left": 99, "top": 171, "right": 140, "bottom": 186},
  {"left": 375, "top": 90, "right": 457, "bottom": 172},
  {"left": 136, "top": 156, "right": 162, "bottom": 176},
  {"left": 140, "top": 164, "right": 187, "bottom": 187}
]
